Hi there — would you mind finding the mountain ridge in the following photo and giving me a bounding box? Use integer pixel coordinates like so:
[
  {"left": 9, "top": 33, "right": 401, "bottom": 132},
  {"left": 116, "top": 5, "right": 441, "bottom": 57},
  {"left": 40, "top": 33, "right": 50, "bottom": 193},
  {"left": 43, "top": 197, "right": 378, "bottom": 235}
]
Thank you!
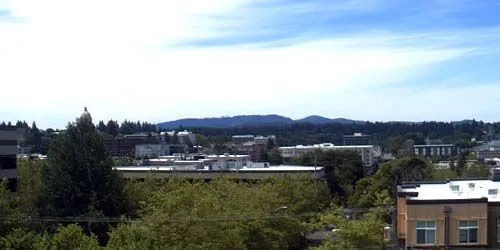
[{"left": 157, "top": 115, "right": 364, "bottom": 129}]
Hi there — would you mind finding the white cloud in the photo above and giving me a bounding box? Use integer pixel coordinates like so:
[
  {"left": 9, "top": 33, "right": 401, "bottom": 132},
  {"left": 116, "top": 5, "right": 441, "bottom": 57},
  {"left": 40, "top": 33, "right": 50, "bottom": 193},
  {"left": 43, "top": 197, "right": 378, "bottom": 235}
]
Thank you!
[{"left": 0, "top": 0, "right": 493, "bottom": 128}]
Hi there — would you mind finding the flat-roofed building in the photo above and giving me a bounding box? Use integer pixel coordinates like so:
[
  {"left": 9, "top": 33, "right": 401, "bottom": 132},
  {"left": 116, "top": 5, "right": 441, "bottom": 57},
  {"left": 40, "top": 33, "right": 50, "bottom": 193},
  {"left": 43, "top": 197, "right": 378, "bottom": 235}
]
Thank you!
[
  {"left": 397, "top": 169, "right": 500, "bottom": 249},
  {"left": 279, "top": 143, "right": 375, "bottom": 166}
]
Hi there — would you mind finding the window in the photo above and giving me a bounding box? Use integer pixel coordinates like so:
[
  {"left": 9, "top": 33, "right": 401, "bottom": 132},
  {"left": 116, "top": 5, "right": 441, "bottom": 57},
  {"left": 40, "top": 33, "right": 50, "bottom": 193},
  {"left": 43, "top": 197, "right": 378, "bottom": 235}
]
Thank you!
[
  {"left": 468, "top": 183, "right": 475, "bottom": 188},
  {"left": 497, "top": 218, "right": 500, "bottom": 242},
  {"left": 451, "top": 185, "right": 459, "bottom": 191},
  {"left": 489, "top": 189, "right": 498, "bottom": 195},
  {"left": 416, "top": 221, "right": 436, "bottom": 244},
  {"left": 0, "top": 155, "right": 16, "bottom": 169},
  {"left": 459, "top": 220, "right": 478, "bottom": 244}
]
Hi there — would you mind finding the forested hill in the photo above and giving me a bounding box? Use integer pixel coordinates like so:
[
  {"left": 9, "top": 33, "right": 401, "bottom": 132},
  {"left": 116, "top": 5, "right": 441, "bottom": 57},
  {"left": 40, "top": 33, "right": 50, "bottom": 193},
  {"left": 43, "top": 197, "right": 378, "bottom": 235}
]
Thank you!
[
  {"left": 189, "top": 120, "right": 498, "bottom": 152},
  {"left": 157, "top": 115, "right": 363, "bottom": 129}
]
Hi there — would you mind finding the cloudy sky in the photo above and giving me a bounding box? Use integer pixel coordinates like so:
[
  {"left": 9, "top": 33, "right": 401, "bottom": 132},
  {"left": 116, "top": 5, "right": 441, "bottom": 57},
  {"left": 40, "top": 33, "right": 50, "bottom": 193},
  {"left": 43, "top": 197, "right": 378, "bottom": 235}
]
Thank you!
[{"left": 1, "top": 0, "right": 500, "bottom": 128}]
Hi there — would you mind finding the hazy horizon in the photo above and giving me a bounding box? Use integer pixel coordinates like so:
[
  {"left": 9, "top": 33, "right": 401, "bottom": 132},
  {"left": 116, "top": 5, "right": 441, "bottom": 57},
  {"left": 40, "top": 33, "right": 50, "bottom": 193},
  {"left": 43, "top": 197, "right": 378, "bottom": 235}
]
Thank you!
[{"left": 1, "top": 0, "right": 500, "bottom": 128}]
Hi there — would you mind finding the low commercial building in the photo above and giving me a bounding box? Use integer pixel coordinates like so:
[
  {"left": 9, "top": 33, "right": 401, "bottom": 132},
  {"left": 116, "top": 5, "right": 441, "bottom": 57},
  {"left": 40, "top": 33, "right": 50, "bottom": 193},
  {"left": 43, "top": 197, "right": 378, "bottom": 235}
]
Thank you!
[
  {"left": 114, "top": 165, "right": 325, "bottom": 180},
  {"left": 279, "top": 143, "right": 375, "bottom": 167},
  {"left": 397, "top": 169, "right": 500, "bottom": 249}
]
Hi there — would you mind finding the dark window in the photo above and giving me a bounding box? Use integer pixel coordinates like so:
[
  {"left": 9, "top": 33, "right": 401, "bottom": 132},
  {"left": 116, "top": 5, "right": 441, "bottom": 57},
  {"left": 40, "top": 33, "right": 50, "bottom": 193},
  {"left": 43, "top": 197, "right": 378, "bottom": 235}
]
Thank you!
[
  {"left": 459, "top": 220, "right": 478, "bottom": 244},
  {"left": 0, "top": 155, "right": 16, "bottom": 169},
  {"left": 416, "top": 221, "right": 436, "bottom": 244},
  {"left": 0, "top": 140, "right": 16, "bottom": 146}
]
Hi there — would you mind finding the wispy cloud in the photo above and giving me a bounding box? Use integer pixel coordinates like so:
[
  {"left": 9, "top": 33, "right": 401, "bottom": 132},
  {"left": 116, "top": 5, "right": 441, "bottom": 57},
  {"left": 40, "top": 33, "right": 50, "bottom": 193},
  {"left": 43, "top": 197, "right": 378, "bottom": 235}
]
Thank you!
[{"left": 0, "top": 0, "right": 500, "bottom": 128}]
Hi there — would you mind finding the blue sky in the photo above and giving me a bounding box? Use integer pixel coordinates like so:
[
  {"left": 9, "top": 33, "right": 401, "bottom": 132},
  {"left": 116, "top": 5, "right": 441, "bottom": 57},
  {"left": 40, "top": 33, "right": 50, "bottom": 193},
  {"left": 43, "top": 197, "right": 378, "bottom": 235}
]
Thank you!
[{"left": 1, "top": 0, "right": 500, "bottom": 128}]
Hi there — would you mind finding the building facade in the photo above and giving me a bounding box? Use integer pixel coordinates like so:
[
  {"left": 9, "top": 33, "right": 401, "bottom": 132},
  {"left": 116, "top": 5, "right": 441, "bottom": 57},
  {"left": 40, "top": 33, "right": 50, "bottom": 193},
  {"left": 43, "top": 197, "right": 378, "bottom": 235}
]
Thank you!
[
  {"left": 135, "top": 144, "right": 170, "bottom": 159},
  {"left": 413, "top": 144, "right": 455, "bottom": 157},
  {"left": 397, "top": 171, "right": 500, "bottom": 249},
  {"left": 0, "top": 127, "right": 17, "bottom": 190},
  {"left": 279, "top": 143, "right": 375, "bottom": 167},
  {"left": 343, "top": 133, "right": 371, "bottom": 146}
]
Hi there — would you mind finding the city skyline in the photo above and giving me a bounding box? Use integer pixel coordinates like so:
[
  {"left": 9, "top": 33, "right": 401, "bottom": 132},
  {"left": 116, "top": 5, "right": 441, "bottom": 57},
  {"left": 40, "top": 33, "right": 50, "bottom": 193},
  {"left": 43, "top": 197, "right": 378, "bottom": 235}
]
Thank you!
[{"left": 1, "top": 0, "right": 500, "bottom": 129}]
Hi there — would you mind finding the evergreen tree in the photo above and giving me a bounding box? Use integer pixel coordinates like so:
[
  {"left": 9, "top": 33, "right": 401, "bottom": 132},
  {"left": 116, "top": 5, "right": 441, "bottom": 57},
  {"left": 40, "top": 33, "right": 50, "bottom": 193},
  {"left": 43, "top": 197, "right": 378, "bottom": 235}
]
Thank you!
[
  {"left": 106, "top": 120, "right": 119, "bottom": 137},
  {"left": 38, "top": 108, "right": 126, "bottom": 219},
  {"left": 97, "top": 120, "right": 106, "bottom": 132}
]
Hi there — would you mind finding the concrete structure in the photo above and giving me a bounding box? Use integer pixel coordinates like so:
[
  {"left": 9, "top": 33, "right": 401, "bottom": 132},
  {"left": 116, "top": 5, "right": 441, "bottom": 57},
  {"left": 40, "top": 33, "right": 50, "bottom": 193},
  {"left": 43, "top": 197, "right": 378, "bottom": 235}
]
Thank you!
[
  {"left": 396, "top": 169, "right": 500, "bottom": 249},
  {"left": 343, "top": 133, "right": 371, "bottom": 146},
  {"left": 114, "top": 165, "right": 326, "bottom": 180},
  {"left": 0, "top": 126, "right": 18, "bottom": 190},
  {"left": 135, "top": 144, "right": 170, "bottom": 159},
  {"left": 279, "top": 143, "right": 375, "bottom": 166},
  {"left": 413, "top": 144, "right": 454, "bottom": 157}
]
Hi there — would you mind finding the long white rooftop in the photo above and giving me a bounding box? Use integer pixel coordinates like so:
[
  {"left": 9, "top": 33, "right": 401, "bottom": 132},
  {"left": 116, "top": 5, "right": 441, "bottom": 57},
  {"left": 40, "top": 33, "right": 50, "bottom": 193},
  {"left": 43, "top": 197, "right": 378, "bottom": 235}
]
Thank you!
[
  {"left": 398, "top": 179, "right": 500, "bottom": 202},
  {"left": 280, "top": 143, "right": 373, "bottom": 149},
  {"left": 114, "top": 165, "right": 323, "bottom": 172}
]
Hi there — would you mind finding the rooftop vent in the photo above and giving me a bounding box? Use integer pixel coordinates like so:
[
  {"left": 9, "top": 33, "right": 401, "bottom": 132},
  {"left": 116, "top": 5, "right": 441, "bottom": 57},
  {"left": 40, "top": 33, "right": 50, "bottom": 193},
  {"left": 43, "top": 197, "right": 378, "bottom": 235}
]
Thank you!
[
  {"left": 450, "top": 185, "right": 459, "bottom": 191},
  {"left": 469, "top": 183, "right": 475, "bottom": 189},
  {"left": 489, "top": 189, "right": 498, "bottom": 195}
]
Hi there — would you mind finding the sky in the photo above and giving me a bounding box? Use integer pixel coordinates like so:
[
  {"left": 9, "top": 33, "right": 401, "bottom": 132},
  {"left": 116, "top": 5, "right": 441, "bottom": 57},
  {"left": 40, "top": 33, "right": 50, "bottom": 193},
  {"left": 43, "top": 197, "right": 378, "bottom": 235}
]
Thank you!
[{"left": 1, "top": 0, "right": 500, "bottom": 129}]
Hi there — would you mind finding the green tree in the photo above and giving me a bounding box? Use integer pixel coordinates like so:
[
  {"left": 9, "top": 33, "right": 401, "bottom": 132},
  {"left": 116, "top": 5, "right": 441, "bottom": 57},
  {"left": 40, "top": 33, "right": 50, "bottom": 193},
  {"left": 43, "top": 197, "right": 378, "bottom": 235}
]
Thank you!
[
  {"left": 51, "top": 224, "right": 101, "bottom": 250},
  {"left": 311, "top": 191, "right": 390, "bottom": 250},
  {"left": 267, "top": 148, "right": 283, "bottom": 165},
  {"left": 37, "top": 109, "right": 127, "bottom": 238},
  {"left": 348, "top": 157, "right": 430, "bottom": 208},
  {"left": 105, "top": 120, "right": 119, "bottom": 137}
]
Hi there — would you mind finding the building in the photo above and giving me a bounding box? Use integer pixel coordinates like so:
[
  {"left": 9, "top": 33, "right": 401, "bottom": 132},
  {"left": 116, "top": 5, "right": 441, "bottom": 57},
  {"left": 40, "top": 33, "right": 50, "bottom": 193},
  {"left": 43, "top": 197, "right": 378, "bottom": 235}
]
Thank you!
[
  {"left": 234, "top": 141, "right": 267, "bottom": 162},
  {"left": 162, "top": 130, "right": 196, "bottom": 145},
  {"left": 343, "top": 133, "right": 371, "bottom": 146},
  {"left": 254, "top": 135, "right": 276, "bottom": 145},
  {"left": 279, "top": 143, "right": 375, "bottom": 167},
  {"left": 396, "top": 169, "right": 500, "bottom": 249},
  {"left": 232, "top": 135, "right": 255, "bottom": 144},
  {"left": 114, "top": 165, "right": 326, "bottom": 181},
  {"left": 413, "top": 144, "right": 455, "bottom": 157},
  {"left": 135, "top": 144, "right": 170, "bottom": 159},
  {"left": 0, "top": 126, "right": 17, "bottom": 190}
]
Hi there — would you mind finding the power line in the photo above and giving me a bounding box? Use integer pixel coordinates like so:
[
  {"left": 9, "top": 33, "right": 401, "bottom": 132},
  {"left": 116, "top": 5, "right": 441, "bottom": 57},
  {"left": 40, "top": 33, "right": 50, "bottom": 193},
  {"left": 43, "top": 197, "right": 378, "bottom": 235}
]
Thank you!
[{"left": 0, "top": 206, "right": 394, "bottom": 223}]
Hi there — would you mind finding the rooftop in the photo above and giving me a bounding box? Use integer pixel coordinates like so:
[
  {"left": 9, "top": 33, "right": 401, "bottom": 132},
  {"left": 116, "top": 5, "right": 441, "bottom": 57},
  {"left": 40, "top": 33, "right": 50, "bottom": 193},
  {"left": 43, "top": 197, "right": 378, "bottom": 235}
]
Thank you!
[
  {"left": 114, "top": 165, "right": 323, "bottom": 172},
  {"left": 280, "top": 143, "right": 373, "bottom": 149},
  {"left": 398, "top": 179, "right": 500, "bottom": 202}
]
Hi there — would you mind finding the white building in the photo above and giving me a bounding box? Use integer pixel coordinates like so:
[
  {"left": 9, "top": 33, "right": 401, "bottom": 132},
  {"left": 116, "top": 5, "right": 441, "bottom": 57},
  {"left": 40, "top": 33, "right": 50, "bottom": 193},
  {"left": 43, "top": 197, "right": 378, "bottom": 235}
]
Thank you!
[
  {"left": 205, "top": 154, "right": 250, "bottom": 170},
  {"left": 279, "top": 143, "right": 375, "bottom": 166}
]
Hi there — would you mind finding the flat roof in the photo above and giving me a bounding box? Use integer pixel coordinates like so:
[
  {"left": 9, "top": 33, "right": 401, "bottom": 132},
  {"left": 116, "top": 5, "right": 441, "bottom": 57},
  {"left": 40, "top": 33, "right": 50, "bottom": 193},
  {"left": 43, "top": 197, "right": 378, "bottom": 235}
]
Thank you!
[
  {"left": 280, "top": 144, "right": 373, "bottom": 149},
  {"left": 398, "top": 179, "right": 500, "bottom": 202},
  {"left": 114, "top": 165, "right": 323, "bottom": 172}
]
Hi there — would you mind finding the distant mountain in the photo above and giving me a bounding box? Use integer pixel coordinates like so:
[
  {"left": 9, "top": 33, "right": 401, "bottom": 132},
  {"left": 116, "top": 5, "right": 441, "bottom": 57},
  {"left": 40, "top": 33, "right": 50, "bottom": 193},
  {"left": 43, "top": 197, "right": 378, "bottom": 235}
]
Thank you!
[
  {"left": 296, "top": 115, "right": 333, "bottom": 124},
  {"left": 296, "top": 115, "right": 364, "bottom": 125},
  {"left": 157, "top": 114, "right": 364, "bottom": 129},
  {"left": 157, "top": 115, "right": 294, "bottom": 129}
]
